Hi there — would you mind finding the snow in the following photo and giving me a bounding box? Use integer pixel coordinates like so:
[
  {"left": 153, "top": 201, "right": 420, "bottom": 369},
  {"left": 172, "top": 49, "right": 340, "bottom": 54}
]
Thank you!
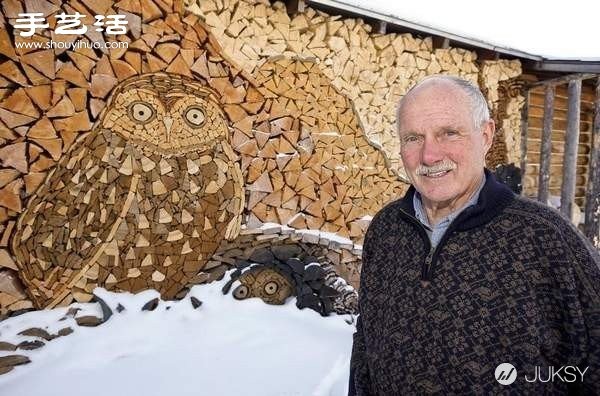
[
  {"left": 546, "top": 195, "right": 583, "bottom": 226},
  {"left": 336, "top": 0, "right": 600, "bottom": 59},
  {"left": 0, "top": 274, "right": 355, "bottom": 396},
  {"left": 296, "top": 229, "right": 355, "bottom": 247},
  {"left": 256, "top": 222, "right": 363, "bottom": 251}
]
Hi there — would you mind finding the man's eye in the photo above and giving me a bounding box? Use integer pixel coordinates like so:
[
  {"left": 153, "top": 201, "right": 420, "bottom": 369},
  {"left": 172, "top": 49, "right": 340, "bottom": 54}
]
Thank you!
[
  {"left": 446, "top": 130, "right": 458, "bottom": 136},
  {"left": 404, "top": 136, "right": 419, "bottom": 143}
]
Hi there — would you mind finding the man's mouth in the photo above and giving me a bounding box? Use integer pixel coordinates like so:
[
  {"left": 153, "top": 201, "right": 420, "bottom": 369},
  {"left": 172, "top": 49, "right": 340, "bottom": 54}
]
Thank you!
[
  {"left": 416, "top": 160, "right": 457, "bottom": 179},
  {"left": 423, "top": 169, "right": 451, "bottom": 178}
]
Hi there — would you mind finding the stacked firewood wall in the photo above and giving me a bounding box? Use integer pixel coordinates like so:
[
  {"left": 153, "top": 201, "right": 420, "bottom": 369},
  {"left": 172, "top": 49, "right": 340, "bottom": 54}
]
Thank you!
[
  {"left": 187, "top": 0, "right": 523, "bottom": 175},
  {"left": 0, "top": 0, "right": 406, "bottom": 313},
  {"left": 0, "top": 0, "right": 525, "bottom": 315}
]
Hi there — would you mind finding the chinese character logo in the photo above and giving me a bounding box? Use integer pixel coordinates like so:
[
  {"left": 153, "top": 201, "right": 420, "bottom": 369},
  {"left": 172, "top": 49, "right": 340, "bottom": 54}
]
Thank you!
[
  {"left": 14, "top": 12, "right": 128, "bottom": 37},
  {"left": 14, "top": 13, "right": 49, "bottom": 37}
]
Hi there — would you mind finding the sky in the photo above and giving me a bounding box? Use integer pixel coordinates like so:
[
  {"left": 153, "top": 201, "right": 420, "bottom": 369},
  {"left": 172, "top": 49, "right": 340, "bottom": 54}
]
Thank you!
[{"left": 338, "top": 0, "right": 600, "bottom": 59}]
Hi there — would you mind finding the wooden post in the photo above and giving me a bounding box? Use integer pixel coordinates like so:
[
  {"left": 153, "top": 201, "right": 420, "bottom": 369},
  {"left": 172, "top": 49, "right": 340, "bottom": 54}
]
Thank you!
[
  {"left": 560, "top": 79, "right": 582, "bottom": 220},
  {"left": 519, "top": 88, "right": 529, "bottom": 195},
  {"left": 377, "top": 21, "right": 387, "bottom": 35},
  {"left": 584, "top": 77, "right": 600, "bottom": 245},
  {"left": 538, "top": 84, "right": 554, "bottom": 204}
]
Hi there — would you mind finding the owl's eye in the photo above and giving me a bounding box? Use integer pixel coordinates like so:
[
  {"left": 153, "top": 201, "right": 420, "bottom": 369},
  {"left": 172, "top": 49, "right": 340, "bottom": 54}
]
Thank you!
[
  {"left": 264, "top": 281, "right": 279, "bottom": 296},
  {"left": 233, "top": 284, "right": 250, "bottom": 300},
  {"left": 128, "top": 102, "right": 155, "bottom": 124},
  {"left": 184, "top": 106, "right": 205, "bottom": 127}
]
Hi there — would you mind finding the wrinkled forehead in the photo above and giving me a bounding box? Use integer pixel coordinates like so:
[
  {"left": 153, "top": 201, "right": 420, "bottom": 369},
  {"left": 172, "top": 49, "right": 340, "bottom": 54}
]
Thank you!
[
  {"left": 404, "top": 80, "right": 471, "bottom": 109},
  {"left": 398, "top": 82, "right": 472, "bottom": 130}
]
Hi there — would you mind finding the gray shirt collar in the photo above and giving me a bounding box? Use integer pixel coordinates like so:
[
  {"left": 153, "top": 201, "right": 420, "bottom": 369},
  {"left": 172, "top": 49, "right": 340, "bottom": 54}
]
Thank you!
[{"left": 413, "top": 173, "right": 486, "bottom": 230}]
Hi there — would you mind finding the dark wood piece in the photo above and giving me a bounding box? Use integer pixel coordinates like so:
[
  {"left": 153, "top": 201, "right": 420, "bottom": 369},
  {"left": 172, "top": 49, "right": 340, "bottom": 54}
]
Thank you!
[
  {"left": 432, "top": 36, "right": 450, "bottom": 49},
  {"left": 285, "top": 0, "right": 305, "bottom": 15}
]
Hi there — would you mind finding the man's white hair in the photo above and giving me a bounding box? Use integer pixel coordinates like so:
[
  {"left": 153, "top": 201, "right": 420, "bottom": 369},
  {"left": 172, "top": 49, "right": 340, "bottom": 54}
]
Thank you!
[{"left": 396, "top": 75, "right": 491, "bottom": 132}]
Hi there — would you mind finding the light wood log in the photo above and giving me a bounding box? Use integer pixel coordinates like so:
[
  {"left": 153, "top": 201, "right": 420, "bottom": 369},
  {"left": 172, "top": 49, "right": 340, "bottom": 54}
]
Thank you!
[
  {"left": 537, "top": 84, "right": 554, "bottom": 204},
  {"left": 584, "top": 77, "right": 600, "bottom": 244},
  {"left": 561, "top": 79, "right": 582, "bottom": 219}
]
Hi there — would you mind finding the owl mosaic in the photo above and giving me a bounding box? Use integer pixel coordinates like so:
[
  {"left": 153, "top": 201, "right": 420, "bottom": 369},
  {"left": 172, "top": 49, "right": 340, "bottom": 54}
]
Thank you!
[
  {"left": 231, "top": 267, "right": 294, "bottom": 305},
  {"left": 11, "top": 73, "right": 245, "bottom": 308}
]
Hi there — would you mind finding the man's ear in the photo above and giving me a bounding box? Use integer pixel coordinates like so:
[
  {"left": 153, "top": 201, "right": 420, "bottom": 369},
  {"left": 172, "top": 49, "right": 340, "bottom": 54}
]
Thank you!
[{"left": 481, "top": 119, "right": 495, "bottom": 154}]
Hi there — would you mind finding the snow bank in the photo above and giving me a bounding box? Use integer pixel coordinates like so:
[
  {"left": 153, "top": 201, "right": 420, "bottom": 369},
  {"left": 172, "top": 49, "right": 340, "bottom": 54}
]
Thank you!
[{"left": 0, "top": 274, "right": 355, "bottom": 396}]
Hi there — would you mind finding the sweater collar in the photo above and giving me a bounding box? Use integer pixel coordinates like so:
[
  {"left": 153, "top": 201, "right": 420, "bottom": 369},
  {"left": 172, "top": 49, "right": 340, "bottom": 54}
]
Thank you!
[{"left": 397, "top": 168, "right": 515, "bottom": 230}]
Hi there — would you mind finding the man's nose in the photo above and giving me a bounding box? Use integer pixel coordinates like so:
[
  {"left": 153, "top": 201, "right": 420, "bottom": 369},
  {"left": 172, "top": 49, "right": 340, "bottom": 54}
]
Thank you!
[{"left": 421, "top": 136, "right": 444, "bottom": 165}]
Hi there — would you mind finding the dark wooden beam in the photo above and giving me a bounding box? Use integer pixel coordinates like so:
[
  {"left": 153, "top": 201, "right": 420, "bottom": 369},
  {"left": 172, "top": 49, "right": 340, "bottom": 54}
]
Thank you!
[
  {"left": 526, "top": 60, "right": 600, "bottom": 74},
  {"left": 377, "top": 20, "right": 387, "bottom": 34},
  {"left": 520, "top": 89, "right": 529, "bottom": 195},
  {"left": 560, "top": 79, "right": 582, "bottom": 219},
  {"left": 538, "top": 84, "right": 554, "bottom": 204},
  {"left": 526, "top": 73, "right": 597, "bottom": 88},
  {"left": 584, "top": 77, "right": 600, "bottom": 245}
]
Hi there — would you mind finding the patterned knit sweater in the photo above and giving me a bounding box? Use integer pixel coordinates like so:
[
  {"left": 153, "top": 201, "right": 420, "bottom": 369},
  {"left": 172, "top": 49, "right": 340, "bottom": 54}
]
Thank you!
[{"left": 349, "top": 170, "right": 600, "bottom": 395}]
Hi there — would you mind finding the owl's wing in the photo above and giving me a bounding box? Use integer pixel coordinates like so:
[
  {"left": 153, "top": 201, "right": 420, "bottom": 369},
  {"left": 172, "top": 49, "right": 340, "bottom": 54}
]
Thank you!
[
  {"left": 221, "top": 140, "right": 245, "bottom": 241},
  {"left": 12, "top": 131, "right": 135, "bottom": 308}
]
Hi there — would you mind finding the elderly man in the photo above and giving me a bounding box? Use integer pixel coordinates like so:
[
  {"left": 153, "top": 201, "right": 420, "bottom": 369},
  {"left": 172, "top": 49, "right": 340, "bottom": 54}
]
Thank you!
[{"left": 349, "top": 75, "right": 600, "bottom": 395}]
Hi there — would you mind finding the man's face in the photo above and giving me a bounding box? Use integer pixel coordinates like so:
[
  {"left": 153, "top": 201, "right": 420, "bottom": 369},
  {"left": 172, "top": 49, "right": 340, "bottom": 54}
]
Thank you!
[{"left": 398, "top": 82, "right": 494, "bottom": 206}]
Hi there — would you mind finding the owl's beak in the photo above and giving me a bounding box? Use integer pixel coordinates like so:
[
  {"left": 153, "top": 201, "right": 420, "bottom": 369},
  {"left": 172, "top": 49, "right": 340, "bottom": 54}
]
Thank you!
[{"left": 163, "top": 117, "right": 173, "bottom": 142}]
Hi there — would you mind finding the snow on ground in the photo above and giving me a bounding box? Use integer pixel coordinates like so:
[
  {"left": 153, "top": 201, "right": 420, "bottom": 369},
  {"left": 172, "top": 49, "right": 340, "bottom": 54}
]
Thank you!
[{"left": 0, "top": 273, "right": 355, "bottom": 396}]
